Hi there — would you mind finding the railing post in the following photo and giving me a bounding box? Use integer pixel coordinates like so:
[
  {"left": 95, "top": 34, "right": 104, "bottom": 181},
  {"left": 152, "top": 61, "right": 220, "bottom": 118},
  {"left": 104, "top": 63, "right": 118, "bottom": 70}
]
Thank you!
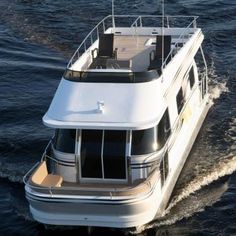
[
  {"left": 90, "top": 34, "right": 93, "bottom": 45},
  {"left": 97, "top": 27, "right": 99, "bottom": 40},
  {"left": 135, "top": 22, "right": 139, "bottom": 46},
  {"left": 102, "top": 20, "right": 106, "bottom": 33},
  {"left": 140, "top": 16, "right": 143, "bottom": 27},
  {"left": 166, "top": 16, "right": 169, "bottom": 28},
  {"left": 200, "top": 45, "right": 208, "bottom": 94},
  {"left": 193, "top": 16, "right": 197, "bottom": 28}
]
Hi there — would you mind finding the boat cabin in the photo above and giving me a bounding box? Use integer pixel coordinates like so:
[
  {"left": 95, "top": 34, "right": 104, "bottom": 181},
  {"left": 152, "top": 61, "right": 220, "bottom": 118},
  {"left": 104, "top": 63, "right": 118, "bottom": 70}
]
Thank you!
[{"left": 50, "top": 108, "right": 170, "bottom": 184}]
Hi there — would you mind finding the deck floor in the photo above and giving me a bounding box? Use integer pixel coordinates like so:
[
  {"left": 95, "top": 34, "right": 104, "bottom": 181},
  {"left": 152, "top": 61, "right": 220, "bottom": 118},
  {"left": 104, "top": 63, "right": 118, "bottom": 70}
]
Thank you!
[
  {"left": 114, "top": 35, "right": 155, "bottom": 60},
  {"left": 51, "top": 170, "right": 159, "bottom": 197}
]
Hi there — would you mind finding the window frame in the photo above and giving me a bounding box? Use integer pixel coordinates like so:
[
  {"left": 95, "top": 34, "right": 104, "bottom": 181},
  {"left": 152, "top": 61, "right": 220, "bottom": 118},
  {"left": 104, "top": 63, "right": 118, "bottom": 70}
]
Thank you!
[
  {"left": 78, "top": 130, "right": 128, "bottom": 183},
  {"left": 131, "top": 127, "right": 158, "bottom": 155},
  {"left": 176, "top": 87, "right": 184, "bottom": 114},
  {"left": 189, "top": 67, "right": 195, "bottom": 89},
  {"left": 131, "top": 109, "right": 171, "bottom": 156},
  {"left": 158, "top": 109, "right": 171, "bottom": 148}
]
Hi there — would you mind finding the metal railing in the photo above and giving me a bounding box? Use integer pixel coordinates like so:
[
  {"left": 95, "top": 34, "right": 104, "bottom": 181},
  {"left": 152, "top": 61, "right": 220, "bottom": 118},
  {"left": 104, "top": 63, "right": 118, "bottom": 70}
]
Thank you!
[
  {"left": 23, "top": 161, "right": 40, "bottom": 185},
  {"left": 162, "top": 16, "right": 199, "bottom": 71},
  {"left": 67, "top": 14, "right": 199, "bottom": 69},
  {"left": 23, "top": 161, "right": 156, "bottom": 199},
  {"left": 23, "top": 140, "right": 52, "bottom": 186},
  {"left": 195, "top": 46, "right": 208, "bottom": 101},
  {"left": 67, "top": 15, "right": 112, "bottom": 68},
  {"left": 41, "top": 139, "right": 52, "bottom": 161}
]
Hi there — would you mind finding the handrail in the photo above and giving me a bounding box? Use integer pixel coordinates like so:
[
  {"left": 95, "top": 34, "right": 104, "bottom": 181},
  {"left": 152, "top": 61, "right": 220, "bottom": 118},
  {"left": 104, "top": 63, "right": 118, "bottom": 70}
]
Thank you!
[
  {"left": 41, "top": 139, "right": 52, "bottom": 161},
  {"left": 67, "top": 15, "right": 112, "bottom": 68},
  {"left": 67, "top": 14, "right": 199, "bottom": 69},
  {"left": 24, "top": 140, "right": 52, "bottom": 185},
  {"left": 162, "top": 16, "right": 198, "bottom": 72},
  {"left": 131, "top": 16, "right": 142, "bottom": 27},
  {"left": 23, "top": 161, "right": 40, "bottom": 185},
  {"left": 24, "top": 164, "right": 158, "bottom": 198},
  {"left": 44, "top": 154, "right": 76, "bottom": 167}
]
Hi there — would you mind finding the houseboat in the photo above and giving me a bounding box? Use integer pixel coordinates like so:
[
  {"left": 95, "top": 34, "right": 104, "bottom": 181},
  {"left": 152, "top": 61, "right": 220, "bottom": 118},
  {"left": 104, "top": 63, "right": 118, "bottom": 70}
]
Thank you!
[{"left": 24, "top": 14, "right": 210, "bottom": 229}]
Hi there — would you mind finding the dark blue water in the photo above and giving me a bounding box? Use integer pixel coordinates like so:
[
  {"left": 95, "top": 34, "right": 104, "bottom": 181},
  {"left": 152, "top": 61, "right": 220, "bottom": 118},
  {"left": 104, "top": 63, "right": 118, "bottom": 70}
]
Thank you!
[{"left": 0, "top": 0, "right": 235, "bottom": 235}]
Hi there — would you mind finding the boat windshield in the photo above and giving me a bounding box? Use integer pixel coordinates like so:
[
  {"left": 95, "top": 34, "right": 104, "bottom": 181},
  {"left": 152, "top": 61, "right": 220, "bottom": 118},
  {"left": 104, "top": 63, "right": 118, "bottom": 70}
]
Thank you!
[{"left": 63, "top": 69, "right": 159, "bottom": 83}]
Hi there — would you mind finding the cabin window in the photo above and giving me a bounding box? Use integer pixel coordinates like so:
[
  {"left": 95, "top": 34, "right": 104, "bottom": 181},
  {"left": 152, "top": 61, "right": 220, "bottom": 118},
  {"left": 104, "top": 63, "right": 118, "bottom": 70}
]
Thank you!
[
  {"left": 160, "top": 152, "right": 169, "bottom": 186},
  {"left": 80, "top": 130, "right": 127, "bottom": 180},
  {"left": 131, "top": 110, "right": 171, "bottom": 155},
  {"left": 53, "top": 129, "right": 76, "bottom": 153},
  {"left": 189, "top": 67, "right": 195, "bottom": 88},
  {"left": 158, "top": 109, "right": 171, "bottom": 147},
  {"left": 176, "top": 88, "right": 184, "bottom": 114},
  {"left": 131, "top": 127, "right": 157, "bottom": 155}
]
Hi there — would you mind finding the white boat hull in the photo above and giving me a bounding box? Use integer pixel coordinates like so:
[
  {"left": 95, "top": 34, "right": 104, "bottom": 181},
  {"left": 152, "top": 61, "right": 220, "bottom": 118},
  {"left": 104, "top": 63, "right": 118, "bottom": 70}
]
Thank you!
[{"left": 25, "top": 96, "right": 210, "bottom": 228}]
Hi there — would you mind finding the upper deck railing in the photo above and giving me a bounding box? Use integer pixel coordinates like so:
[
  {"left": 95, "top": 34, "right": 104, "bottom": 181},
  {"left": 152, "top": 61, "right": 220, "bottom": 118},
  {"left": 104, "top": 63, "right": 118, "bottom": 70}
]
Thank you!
[{"left": 67, "top": 15, "right": 199, "bottom": 70}]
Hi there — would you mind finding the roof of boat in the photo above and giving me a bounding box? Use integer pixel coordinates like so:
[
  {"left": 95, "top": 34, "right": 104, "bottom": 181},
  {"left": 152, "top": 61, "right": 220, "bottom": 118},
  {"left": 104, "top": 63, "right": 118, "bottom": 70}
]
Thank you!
[{"left": 43, "top": 15, "right": 204, "bottom": 129}]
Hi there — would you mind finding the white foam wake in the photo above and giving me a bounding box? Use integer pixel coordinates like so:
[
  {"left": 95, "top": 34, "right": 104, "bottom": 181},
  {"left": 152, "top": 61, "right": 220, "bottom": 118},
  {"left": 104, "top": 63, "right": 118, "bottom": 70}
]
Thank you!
[
  {"left": 130, "top": 155, "right": 235, "bottom": 234},
  {"left": 164, "top": 154, "right": 236, "bottom": 215},
  {"left": 0, "top": 161, "right": 29, "bottom": 183},
  {"left": 207, "top": 59, "right": 229, "bottom": 101}
]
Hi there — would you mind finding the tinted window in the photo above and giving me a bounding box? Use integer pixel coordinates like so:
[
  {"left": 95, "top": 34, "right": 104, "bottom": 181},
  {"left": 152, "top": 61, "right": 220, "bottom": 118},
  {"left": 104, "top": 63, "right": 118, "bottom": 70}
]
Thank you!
[
  {"left": 81, "top": 130, "right": 103, "bottom": 178},
  {"left": 176, "top": 88, "right": 184, "bottom": 114},
  {"left": 189, "top": 67, "right": 195, "bottom": 88},
  {"left": 132, "top": 127, "right": 157, "bottom": 155},
  {"left": 63, "top": 69, "right": 158, "bottom": 83},
  {"left": 158, "top": 109, "right": 171, "bottom": 148},
  {"left": 53, "top": 129, "right": 76, "bottom": 153},
  {"left": 103, "top": 131, "right": 126, "bottom": 179}
]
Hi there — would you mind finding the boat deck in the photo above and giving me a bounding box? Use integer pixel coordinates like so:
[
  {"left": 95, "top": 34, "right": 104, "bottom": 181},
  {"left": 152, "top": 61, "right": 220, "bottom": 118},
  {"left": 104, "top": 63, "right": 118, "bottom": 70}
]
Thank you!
[
  {"left": 89, "top": 34, "right": 156, "bottom": 71},
  {"left": 67, "top": 15, "right": 199, "bottom": 73},
  {"left": 27, "top": 168, "right": 159, "bottom": 198},
  {"left": 114, "top": 35, "right": 154, "bottom": 60},
  {"left": 87, "top": 33, "right": 186, "bottom": 72}
]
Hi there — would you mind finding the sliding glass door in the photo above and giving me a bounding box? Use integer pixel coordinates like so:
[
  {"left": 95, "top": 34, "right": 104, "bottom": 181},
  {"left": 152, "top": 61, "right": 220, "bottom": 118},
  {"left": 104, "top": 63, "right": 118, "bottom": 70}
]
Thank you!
[
  {"left": 103, "top": 130, "right": 126, "bottom": 179},
  {"left": 80, "top": 130, "right": 103, "bottom": 178},
  {"left": 80, "top": 130, "right": 127, "bottom": 181}
]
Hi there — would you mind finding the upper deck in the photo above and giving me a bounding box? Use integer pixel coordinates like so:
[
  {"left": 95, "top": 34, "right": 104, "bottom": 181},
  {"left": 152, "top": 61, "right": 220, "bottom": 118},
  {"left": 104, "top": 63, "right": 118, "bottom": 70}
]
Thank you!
[
  {"left": 43, "top": 15, "right": 204, "bottom": 129},
  {"left": 64, "top": 15, "right": 202, "bottom": 83}
]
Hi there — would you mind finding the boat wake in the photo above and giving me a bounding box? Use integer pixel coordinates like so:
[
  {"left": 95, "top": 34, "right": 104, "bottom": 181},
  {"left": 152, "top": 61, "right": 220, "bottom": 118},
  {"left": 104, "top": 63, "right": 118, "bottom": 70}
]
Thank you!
[
  {"left": 0, "top": 159, "right": 33, "bottom": 184},
  {"left": 0, "top": 165, "right": 23, "bottom": 183},
  {"left": 130, "top": 65, "right": 235, "bottom": 234},
  {"left": 130, "top": 156, "right": 235, "bottom": 234},
  {"left": 208, "top": 59, "right": 229, "bottom": 101},
  {"left": 164, "top": 154, "right": 236, "bottom": 215}
]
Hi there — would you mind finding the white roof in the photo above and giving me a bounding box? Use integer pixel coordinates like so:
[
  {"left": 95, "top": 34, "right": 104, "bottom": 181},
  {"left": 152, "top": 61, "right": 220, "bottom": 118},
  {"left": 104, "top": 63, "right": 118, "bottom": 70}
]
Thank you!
[{"left": 43, "top": 78, "right": 167, "bottom": 130}]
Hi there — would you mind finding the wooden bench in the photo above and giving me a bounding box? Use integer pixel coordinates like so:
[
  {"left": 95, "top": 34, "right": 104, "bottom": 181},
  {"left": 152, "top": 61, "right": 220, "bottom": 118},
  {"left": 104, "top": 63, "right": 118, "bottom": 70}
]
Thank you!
[{"left": 31, "top": 161, "right": 63, "bottom": 187}]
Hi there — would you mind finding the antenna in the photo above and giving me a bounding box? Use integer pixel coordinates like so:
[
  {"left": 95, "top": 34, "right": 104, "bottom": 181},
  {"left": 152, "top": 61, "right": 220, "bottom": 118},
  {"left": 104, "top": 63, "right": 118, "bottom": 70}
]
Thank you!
[
  {"left": 112, "top": 0, "right": 115, "bottom": 28},
  {"left": 161, "top": 0, "right": 165, "bottom": 74}
]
